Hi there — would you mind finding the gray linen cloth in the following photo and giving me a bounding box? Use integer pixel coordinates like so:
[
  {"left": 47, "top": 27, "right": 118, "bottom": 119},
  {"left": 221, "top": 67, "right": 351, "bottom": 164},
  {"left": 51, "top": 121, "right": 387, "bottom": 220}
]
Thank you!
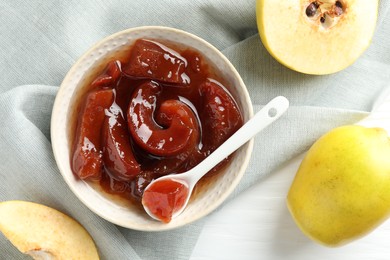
[{"left": 1, "top": 1, "right": 389, "bottom": 259}]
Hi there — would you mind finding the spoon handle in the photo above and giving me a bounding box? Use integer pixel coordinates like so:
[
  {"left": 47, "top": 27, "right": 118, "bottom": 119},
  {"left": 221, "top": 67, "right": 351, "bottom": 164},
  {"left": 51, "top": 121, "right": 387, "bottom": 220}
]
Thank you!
[{"left": 188, "top": 96, "right": 289, "bottom": 183}]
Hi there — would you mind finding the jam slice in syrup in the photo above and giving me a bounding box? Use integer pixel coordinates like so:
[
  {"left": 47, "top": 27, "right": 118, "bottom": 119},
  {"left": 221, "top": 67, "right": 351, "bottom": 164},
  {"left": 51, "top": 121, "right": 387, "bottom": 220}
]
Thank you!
[
  {"left": 101, "top": 97, "right": 141, "bottom": 182},
  {"left": 123, "top": 39, "right": 190, "bottom": 84},
  {"left": 91, "top": 60, "right": 122, "bottom": 88},
  {"left": 127, "top": 81, "right": 199, "bottom": 157},
  {"left": 72, "top": 89, "right": 114, "bottom": 180},
  {"left": 199, "top": 80, "right": 243, "bottom": 154}
]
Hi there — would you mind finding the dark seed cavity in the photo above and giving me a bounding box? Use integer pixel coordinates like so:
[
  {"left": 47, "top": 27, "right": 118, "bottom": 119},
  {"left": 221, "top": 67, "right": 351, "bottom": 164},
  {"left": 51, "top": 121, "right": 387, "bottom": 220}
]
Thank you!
[
  {"left": 335, "top": 1, "right": 343, "bottom": 8},
  {"left": 305, "top": 1, "right": 344, "bottom": 29},
  {"left": 335, "top": 1, "right": 343, "bottom": 16},
  {"left": 306, "top": 2, "right": 318, "bottom": 17}
]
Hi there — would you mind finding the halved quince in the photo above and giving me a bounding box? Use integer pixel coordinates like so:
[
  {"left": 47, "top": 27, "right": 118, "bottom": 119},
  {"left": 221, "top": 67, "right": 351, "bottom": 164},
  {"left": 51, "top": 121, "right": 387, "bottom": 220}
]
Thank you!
[
  {"left": 256, "top": 0, "right": 379, "bottom": 75},
  {"left": 0, "top": 200, "right": 99, "bottom": 259}
]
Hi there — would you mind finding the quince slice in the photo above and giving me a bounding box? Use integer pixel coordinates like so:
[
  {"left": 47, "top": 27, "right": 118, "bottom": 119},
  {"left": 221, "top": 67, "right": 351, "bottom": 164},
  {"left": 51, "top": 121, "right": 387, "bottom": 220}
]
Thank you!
[{"left": 0, "top": 200, "right": 99, "bottom": 259}]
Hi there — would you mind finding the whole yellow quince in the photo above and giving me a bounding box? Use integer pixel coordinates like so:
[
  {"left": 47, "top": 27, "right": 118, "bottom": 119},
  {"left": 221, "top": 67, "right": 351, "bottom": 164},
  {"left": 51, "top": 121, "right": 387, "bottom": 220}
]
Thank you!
[{"left": 287, "top": 125, "right": 390, "bottom": 246}]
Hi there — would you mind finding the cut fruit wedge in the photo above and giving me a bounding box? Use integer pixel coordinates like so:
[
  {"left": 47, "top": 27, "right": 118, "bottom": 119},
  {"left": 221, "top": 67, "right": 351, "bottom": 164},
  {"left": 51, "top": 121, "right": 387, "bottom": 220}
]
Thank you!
[
  {"left": 256, "top": 0, "right": 379, "bottom": 75},
  {"left": 0, "top": 200, "right": 99, "bottom": 260}
]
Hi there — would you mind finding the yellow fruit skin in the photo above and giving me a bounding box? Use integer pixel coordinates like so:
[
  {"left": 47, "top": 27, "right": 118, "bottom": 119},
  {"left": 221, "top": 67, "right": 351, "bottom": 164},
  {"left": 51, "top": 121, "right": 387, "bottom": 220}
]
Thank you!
[{"left": 287, "top": 125, "right": 390, "bottom": 246}]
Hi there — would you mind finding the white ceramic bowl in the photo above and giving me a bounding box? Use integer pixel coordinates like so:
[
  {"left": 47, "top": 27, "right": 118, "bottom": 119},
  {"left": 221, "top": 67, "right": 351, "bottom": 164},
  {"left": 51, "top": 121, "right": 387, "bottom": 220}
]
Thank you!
[{"left": 51, "top": 26, "right": 253, "bottom": 231}]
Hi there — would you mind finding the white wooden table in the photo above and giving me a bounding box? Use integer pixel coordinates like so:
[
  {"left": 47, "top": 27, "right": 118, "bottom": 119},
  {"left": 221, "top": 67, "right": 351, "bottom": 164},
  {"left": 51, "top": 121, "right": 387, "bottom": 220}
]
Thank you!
[{"left": 191, "top": 154, "right": 390, "bottom": 260}]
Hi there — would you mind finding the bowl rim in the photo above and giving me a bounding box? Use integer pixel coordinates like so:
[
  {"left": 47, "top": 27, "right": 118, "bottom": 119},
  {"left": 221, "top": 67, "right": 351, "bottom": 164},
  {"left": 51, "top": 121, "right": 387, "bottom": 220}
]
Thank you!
[{"left": 51, "top": 25, "right": 254, "bottom": 231}]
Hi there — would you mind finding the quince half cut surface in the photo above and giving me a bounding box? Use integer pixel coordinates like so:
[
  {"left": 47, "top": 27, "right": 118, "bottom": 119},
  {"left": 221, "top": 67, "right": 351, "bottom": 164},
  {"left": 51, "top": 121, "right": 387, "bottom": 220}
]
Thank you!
[
  {"left": 0, "top": 200, "right": 99, "bottom": 260},
  {"left": 256, "top": 0, "right": 379, "bottom": 75}
]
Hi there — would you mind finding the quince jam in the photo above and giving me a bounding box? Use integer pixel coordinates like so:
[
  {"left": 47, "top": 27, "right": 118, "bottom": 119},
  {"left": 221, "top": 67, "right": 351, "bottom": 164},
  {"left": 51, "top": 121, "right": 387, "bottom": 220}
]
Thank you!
[{"left": 71, "top": 39, "right": 243, "bottom": 203}]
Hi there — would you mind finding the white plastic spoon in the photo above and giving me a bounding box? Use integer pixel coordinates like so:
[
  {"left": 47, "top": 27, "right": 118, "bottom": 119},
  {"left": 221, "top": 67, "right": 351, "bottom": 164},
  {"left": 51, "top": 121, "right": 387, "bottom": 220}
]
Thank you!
[{"left": 141, "top": 96, "right": 290, "bottom": 223}]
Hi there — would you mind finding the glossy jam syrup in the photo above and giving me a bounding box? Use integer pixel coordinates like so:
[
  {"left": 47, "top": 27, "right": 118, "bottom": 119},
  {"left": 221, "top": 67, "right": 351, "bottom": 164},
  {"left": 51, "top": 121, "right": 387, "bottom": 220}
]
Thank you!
[
  {"left": 142, "top": 179, "right": 189, "bottom": 223},
  {"left": 71, "top": 39, "right": 243, "bottom": 207}
]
